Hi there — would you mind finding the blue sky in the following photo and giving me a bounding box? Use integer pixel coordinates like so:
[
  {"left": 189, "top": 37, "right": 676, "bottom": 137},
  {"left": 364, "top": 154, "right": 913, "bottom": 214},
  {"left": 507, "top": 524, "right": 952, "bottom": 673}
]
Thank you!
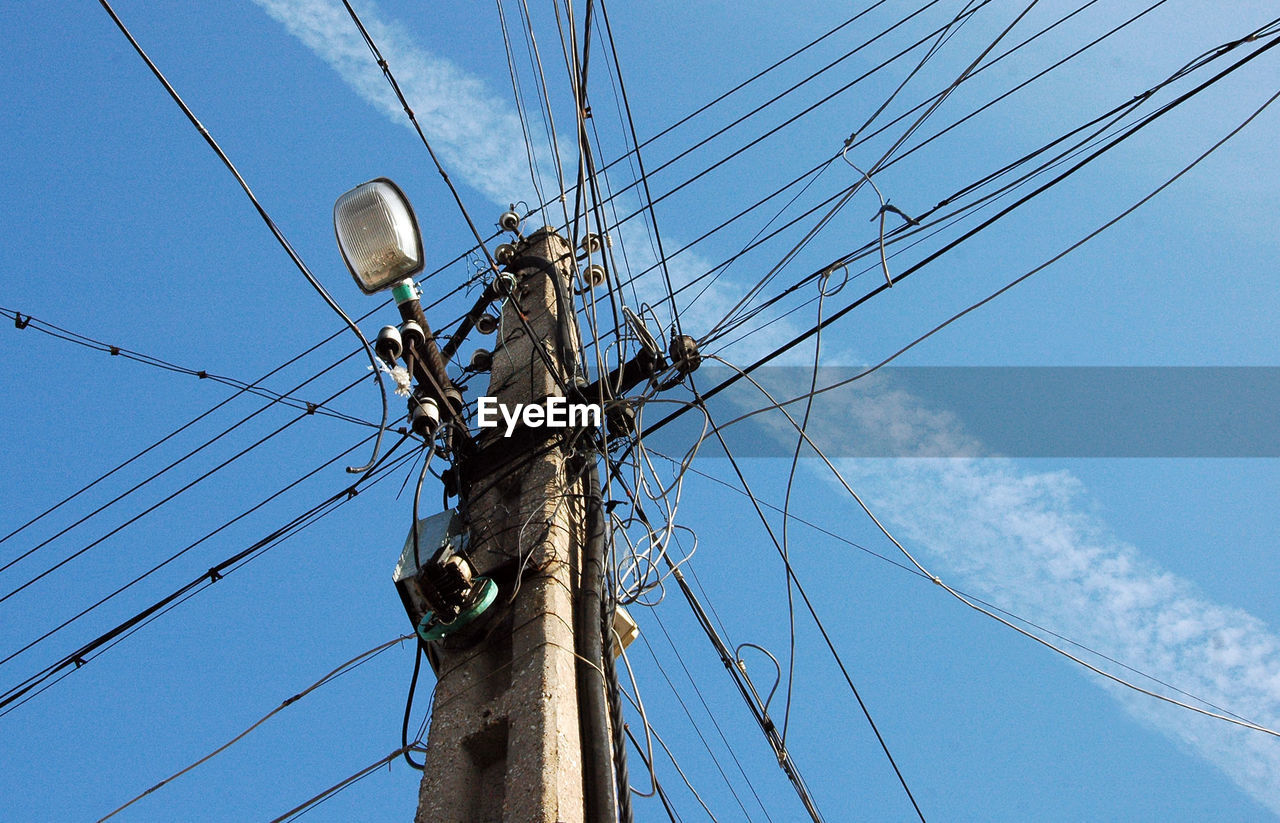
[{"left": 3, "top": 1, "right": 1280, "bottom": 820}]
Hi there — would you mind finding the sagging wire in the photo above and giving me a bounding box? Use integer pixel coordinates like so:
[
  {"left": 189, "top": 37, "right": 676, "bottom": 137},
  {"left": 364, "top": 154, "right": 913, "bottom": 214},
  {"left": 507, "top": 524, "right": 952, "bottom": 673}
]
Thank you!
[
  {"left": 608, "top": 397, "right": 711, "bottom": 606},
  {"left": 602, "top": 437, "right": 831, "bottom": 821},
  {"left": 401, "top": 638, "right": 429, "bottom": 770},
  {"left": 615, "top": 638, "right": 720, "bottom": 822},
  {"left": 735, "top": 644, "right": 783, "bottom": 723},
  {"left": 711, "top": 353, "right": 1280, "bottom": 740},
  {"left": 96, "top": 0, "right": 389, "bottom": 475},
  {"left": 0, "top": 436, "right": 418, "bottom": 717},
  {"left": 646, "top": 604, "right": 776, "bottom": 822},
  {"left": 779, "top": 264, "right": 830, "bottom": 748},
  {"left": 681, "top": 377, "right": 914, "bottom": 822},
  {"left": 97, "top": 634, "right": 412, "bottom": 821},
  {"left": 838, "top": 151, "right": 919, "bottom": 288}
]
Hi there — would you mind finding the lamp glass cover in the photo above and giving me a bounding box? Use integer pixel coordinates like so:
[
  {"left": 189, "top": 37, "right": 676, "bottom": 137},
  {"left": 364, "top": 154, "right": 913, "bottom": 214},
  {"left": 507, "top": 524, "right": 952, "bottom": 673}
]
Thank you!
[{"left": 334, "top": 178, "right": 424, "bottom": 294}]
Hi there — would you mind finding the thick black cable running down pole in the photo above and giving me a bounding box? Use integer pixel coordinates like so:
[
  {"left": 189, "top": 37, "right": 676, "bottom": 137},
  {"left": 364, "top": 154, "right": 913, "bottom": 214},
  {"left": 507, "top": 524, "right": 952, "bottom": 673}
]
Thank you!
[
  {"left": 577, "top": 456, "right": 619, "bottom": 823},
  {"left": 602, "top": 562, "right": 635, "bottom": 823}
]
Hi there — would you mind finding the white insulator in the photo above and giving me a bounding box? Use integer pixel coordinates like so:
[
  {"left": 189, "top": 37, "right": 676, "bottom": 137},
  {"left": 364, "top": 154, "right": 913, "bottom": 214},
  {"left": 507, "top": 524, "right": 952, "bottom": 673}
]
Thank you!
[
  {"left": 499, "top": 210, "right": 521, "bottom": 232},
  {"left": 583, "top": 264, "right": 607, "bottom": 288},
  {"left": 495, "top": 243, "right": 517, "bottom": 265},
  {"left": 375, "top": 325, "right": 403, "bottom": 364},
  {"left": 476, "top": 313, "right": 499, "bottom": 335},
  {"left": 469, "top": 348, "right": 493, "bottom": 372},
  {"left": 410, "top": 397, "right": 441, "bottom": 437},
  {"left": 399, "top": 320, "right": 425, "bottom": 347},
  {"left": 580, "top": 233, "right": 602, "bottom": 255}
]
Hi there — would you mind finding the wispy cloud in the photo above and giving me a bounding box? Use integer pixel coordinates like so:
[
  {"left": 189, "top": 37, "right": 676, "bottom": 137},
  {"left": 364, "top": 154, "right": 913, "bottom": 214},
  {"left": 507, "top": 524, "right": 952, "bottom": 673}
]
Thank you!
[
  {"left": 249, "top": 0, "right": 804, "bottom": 361},
  {"left": 251, "top": 0, "right": 539, "bottom": 204},
  {"left": 818, "top": 379, "right": 1280, "bottom": 814},
  {"left": 256, "top": 0, "right": 1280, "bottom": 813}
]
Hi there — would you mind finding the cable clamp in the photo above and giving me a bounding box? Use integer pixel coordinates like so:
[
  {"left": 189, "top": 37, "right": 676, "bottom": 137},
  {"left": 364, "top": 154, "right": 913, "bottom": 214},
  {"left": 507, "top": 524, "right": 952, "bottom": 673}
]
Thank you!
[
  {"left": 346, "top": 486, "right": 359, "bottom": 500},
  {"left": 196, "top": 370, "right": 208, "bottom": 380},
  {"left": 109, "top": 346, "right": 120, "bottom": 356},
  {"left": 305, "top": 402, "right": 317, "bottom": 415},
  {"left": 13, "top": 313, "right": 30, "bottom": 330},
  {"left": 72, "top": 656, "right": 87, "bottom": 668},
  {"left": 875, "top": 202, "right": 919, "bottom": 226},
  {"left": 208, "top": 568, "right": 223, "bottom": 582}
]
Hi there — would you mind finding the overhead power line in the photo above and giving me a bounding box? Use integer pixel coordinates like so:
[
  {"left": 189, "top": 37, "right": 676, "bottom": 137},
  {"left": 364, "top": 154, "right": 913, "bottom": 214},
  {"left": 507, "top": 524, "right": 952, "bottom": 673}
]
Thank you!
[
  {"left": 0, "top": 436, "right": 417, "bottom": 716},
  {"left": 0, "top": 368, "right": 370, "bottom": 600},
  {"left": 0, "top": 307, "right": 377, "bottom": 429},
  {"left": 0, "top": 432, "right": 390, "bottom": 670},
  {"left": 98, "top": 634, "right": 411, "bottom": 821},
  {"left": 96, "top": 0, "right": 389, "bottom": 474},
  {"left": 642, "top": 21, "right": 1280, "bottom": 440}
]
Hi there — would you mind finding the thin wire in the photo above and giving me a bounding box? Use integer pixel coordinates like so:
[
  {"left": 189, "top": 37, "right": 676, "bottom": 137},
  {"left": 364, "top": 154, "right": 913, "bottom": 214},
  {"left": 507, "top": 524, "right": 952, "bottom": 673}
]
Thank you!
[
  {"left": 0, "top": 308, "right": 376, "bottom": 429},
  {"left": 710, "top": 37, "right": 1280, "bottom": 429},
  {"left": 605, "top": 465, "right": 828, "bottom": 822},
  {"left": 0, "top": 432, "right": 389, "bottom": 670},
  {"left": 596, "top": 0, "right": 681, "bottom": 337},
  {"left": 338, "top": 0, "right": 502, "bottom": 280},
  {"left": 640, "top": 24, "right": 1280, "bottom": 443},
  {"left": 0, "top": 438, "right": 416, "bottom": 714},
  {"left": 702, "top": 0, "right": 1037, "bottom": 346},
  {"left": 616, "top": 0, "right": 1166, "bottom": 311},
  {"left": 614, "top": 651, "right": 720, "bottom": 822},
  {"left": 267, "top": 747, "right": 412, "bottom": 823},
  {"left": 0, "top": 346, "right": 363, "bottom": 577},
  {"left": 0, "top": 372, "right": 371, "bottom": 604},
  {"left": 653, "top": 449, "right": 1257, "bottom": 724},
  {"left": 97, "top": 634, "right": 411, "bottom": 821},
  {"left": 96, "top": 0, "right": 388, "bottom": 474},
  {"left": 779, "top": 268, "right": 839, "bottom": 747},
  {"left": 687, "top": 388, "right": 922, "bottom": 821},
  {"left": 0, "top": 235, "right": 481, "bottom": 555},
  {"left": 645, "top": 612, "right": 773, "bottom": 821},
  {"left": 496, "top": 0, "right": 549, "bottom": 216},
  {"left": 711, "top": 349, "right": 1280, "bottom": 739}
]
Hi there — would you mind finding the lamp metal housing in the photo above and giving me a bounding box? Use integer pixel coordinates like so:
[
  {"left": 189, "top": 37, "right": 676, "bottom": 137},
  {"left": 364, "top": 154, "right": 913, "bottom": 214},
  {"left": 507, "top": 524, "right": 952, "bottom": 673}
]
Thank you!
[{"left": 334, "top": 178, "right": 424, "bottom": 294}]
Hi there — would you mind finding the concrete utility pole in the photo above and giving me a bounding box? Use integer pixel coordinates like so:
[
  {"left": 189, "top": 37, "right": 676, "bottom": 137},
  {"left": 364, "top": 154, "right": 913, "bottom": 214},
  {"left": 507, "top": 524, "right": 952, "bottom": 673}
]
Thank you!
[{"left": 415, "top": 228, "right": 609, "bottom": 823}]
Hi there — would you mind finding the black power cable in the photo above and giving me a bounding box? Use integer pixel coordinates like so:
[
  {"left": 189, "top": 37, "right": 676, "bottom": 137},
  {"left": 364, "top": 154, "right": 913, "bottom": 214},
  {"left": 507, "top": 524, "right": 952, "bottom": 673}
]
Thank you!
[
  {"left": 0, "top": 432, "right": 386, "bottom": 670},
  {"left": 96, "top": 0, "right": 389, "bottom": 475},
  {"left": 576, "top": 455, "right": 618, "bottom": 823},
  {"left": 641, "top": 24, "right": 1280, "bottom": 441},
  {"left": 401, "top": 638, "right": 428, "bottom": 770},
  {"left": 0, "top": 371, "right": 370, "bottom": 605},
  {"left": 0, "top": 437, "right": 416, "bottom": 716}
]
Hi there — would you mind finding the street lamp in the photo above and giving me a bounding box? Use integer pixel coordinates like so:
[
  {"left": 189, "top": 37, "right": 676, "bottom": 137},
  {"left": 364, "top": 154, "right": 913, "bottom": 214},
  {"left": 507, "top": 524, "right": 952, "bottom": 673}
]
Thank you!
[
  {"left": 333, "top": 177, "right": 424, "bottom": 298},
  {"left": 333, "top": 176, "right": 465, "bottom": 432}
]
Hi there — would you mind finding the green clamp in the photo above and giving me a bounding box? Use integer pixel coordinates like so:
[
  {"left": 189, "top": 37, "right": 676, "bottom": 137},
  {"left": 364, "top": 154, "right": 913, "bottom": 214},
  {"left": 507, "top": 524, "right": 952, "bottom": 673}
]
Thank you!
[
  {"left": 416, "top": 577, "right": 498, "bottom": 642},
  {"left": 391, "top": 280, "right": 421, "bottom": 306}
]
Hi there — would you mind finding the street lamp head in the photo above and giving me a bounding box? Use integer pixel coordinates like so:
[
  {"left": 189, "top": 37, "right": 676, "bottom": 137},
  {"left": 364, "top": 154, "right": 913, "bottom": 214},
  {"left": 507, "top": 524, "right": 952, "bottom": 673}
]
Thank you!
[{"left": 334, "top": 178, "right": 424, "bottom": 294}]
